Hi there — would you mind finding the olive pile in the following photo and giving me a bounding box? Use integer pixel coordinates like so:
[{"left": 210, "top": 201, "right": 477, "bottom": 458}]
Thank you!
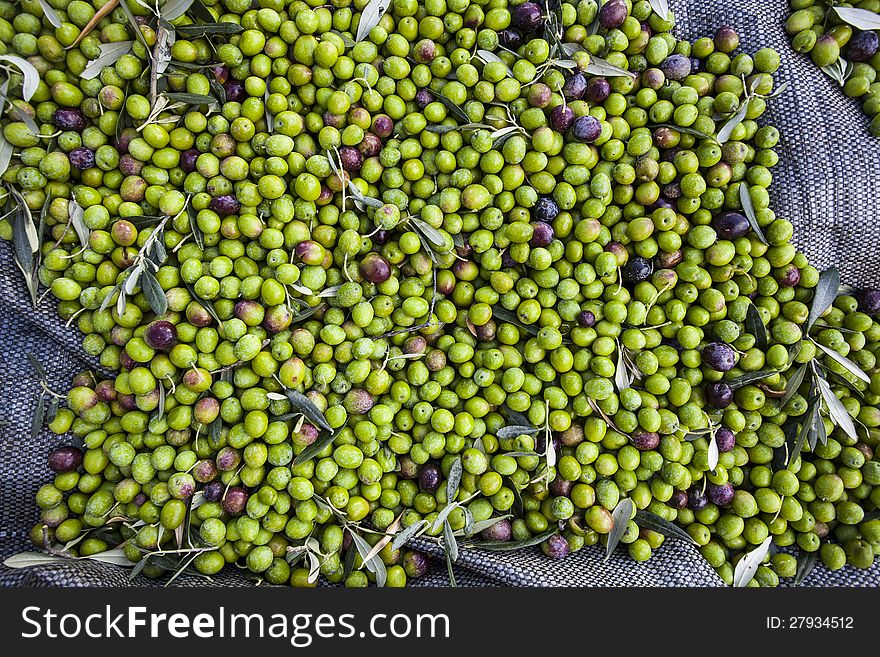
[
  {"left": 785, "top": 0, "right": 880, "bottom": 136},
  {"left": 2, "top": 0, "right": 880, "bottom": 588}
]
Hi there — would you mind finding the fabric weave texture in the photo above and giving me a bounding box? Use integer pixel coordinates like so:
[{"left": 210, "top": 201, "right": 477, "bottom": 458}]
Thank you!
[{"left": 1, "top": 0, "right": 879, "bottom": 587}]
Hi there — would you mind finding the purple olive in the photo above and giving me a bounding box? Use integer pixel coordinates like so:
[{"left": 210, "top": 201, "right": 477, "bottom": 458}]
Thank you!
[
  {"left": 705, "top": 382, "right": 734, "bottom": 408},
  {"left": 577, "top": 310, "right": 596, "bottom": 328},
  {"left": 714, "top": 26, "right": 740, "bottom": 53},
  {"left": 358, "top": 132, "right": 382, "bottom": 159},
  {"left": 562, "top": 73, "right": 587, "bottom": 101},
  {"left": 713, "top": 211, "right": 750, "bottom": 239},
  {"left": 480, "top": 519, "right": 512, "bottom": 542},
  {"left": 222, "top": 486, "right": 249, "bottom": 515},
  {"left": 541, "top": 534, "right": 571, "bottom": 559},
  {"left": 512, "top": 1, "right": 543, "bottom": 31},
  {"left": 343, "top": 388, "right": 375, "bottom": 415},
  {"left": 663, "top": 181, "right": 682, "bottom": 199},
  {"left": 776, "top": 264, "right": 801, "bottom": 288},
  {"left": 669, "top": 490, "right": 688, "bottom": 510},
  {"left": 527, "top": 83, "right": 552, "bottom": 108},
  {"left": 642, "top": 68, "right": 666, "bottom": 90},
  {"left": 855, "top": 288, "right": 880, "bottom": 315},
  {"left": 69, "top": 147, "right": 95, "bottom": 170},
  {"left": 223, "top": 79, "right": 246, "bottom": 103},
  {"left": 48, "top": 447, "right": 83, "bottom": 473},
  {"left": 211, "top": 65, "right": 229, "bottom": 84},
  {"left": 413, "top": 38, "right": 436, "bottom": 63},
  {"left": 706, "top": 482, "right": 735, "bottom": 506},
  {"left": 359, "top": 252, "right": 391, "bottom": 283},
  {"left": 193, "top": 459, "right": 218, "bottom": 484},
  {"left": 95, "top": 380, "right": 116, "bottom": 402},
  {"left": 53, "top": 109, "right": 88, "bottom": 132},
  {"left": 499, "top": 29, "right": 522, "bottom": 50},
  {"left": 414, "top": 89, "right": 434, "bottom": 109},
  {"left": 398, "top": 456, "right": 419, "bottom": 480},
  {"left": 339, "top": 146, "right": 363, "bottom": 171},
  {"left": 715, "top": 426, "right": 736, "bottom": 453},
  {"left": 372, "top": 115, "right": 394, "bottom": 138},
  {"left": 631, "top": 430, "right": 660, "bottom": 451},
  {"left": 216, "top": 447, "right": 241, "bottom": 472},
  {"left": 549, "top": 104, "right": 575, "bottom": 132},
  {"left": 586, "top": 77, "right": 611, "bottom": 103},
  {"left": 701, "top": 342, "right": 737, "bottom": 372},
  {"left": 293, "top": 423, "right": 319, "bottom": 447},
  {"left": 623, "top": 256, "right": 653, "bottom": 282},
  {"left": 530, "top": 221, "right": 554, "bottom": 247},
  {"left": 848, "top": 30, "right": 879, "bottom": 63},
  {"left": 209, "top": 194, "right": 240, "bottom": 216},
  {"left": 264, "top": 305, "right": 293, "bottom": 333},
  {"left": 402, "top": 550, "right": 430, "bottom": 578},
  {"left": 571, "top": 115, "right": 602, "bottom": 143},
  {"left": 203, "top": 482, "right": 224, "bottom": 502},
  {"left": 598, "top": 0, "right": 628, "bottom": 28},
  {"left": 419, "top": 462, "right": 442, "bottom": 492},
  {"left": 180, "top": 148, "right": 199, "bottom": 173},
  {"left": 655, "top": 250, "right": 683, "bottom": 268},
  {"left": 144, "top": 320, "right": 177, "bottom": 350},
  {"left": 549, "top": 478, "right": 573, "bottom": 498},
  {"left": 660, "top": 54, "right": 691, "bottom": 82},
  {"left": 533, "top": 196, "right": 559, "bottom": 222},
  {"left": 688, "top": 487, "right": 708, "bottom": 511}
]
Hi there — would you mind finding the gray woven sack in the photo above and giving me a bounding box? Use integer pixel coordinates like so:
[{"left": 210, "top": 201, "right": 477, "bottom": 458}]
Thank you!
[{"left": 1, "top": 0, "right": 879, "bottom": 587}]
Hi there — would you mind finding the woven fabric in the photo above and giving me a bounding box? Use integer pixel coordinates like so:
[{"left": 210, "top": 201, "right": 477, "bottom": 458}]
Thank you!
[{"left": 1, "top": 0, "right": 879, "bottom": 587}]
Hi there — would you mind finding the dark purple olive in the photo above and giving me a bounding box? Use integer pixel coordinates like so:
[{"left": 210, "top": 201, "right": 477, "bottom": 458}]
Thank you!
[
  {"left": 652, "top": 198, "right": 675, "bottom": 211},
  {"left": 359, "top": 252, "right": 391, "bottom": 283},
  {"left": 116, "top": 393, "right": 137, "bottom": 412},
  {"left": 848, "top": 30, "right": 879, "bottom": 62},
  {"left": 499, "top": 29, "right": 522, "bottom": 50},
  {"left": 530, "top": 221, "right": 554, "bottom": 247},
  {"left": 210, "top": 194, "right": 240, "bottom": 216},
  {"left": 119, "top": 154, "right": 143, "bottom": 176},
  {"left": 339, "top": 146, "right": 363, "bottom": 171},
  {"left": 689, "top": 57, "right": 702, "bottom": 73},
  {"left": 414, "top": 89, "right": 434, "bottom": 109},
  {"left": 631, "top": 430, "right": 660, "bottom": 451},
  {"left": 576, "top": 310, "right": 596, "bottom": 328},
  {"left": 713, "top": 211, "right": 750, "bottom": 239},
  {"left": 480, "top": 519, "right": 512, "bottom": 542},
  {"left": 688, "top": 487, "right": 708, "bottom": 511},
  {"left": 714, "top": 26, "right": 740, "bottom": 53},
  {"left": 372, "top": 115, "right": 394, "bottom": 138},
  {"left": 599, "top": 0, "right": 628, "bottom": 28},
  {"left": 669, "top": 490, "right": 688, "bottom": 509},
  {"left": 53, "top": 108, "right": 88, "bottom": 132},
  {"left": 642, "top": 67, "right": 665, "bottom": 89},
  {"left": 419, "top": 462, "right": 442, "bottom": 492},
  {"left": 119, "top": 352, "right": 136, "bottom": 370},
  {"left": 203, "top": 482, "right": 224, "bottom": 502},
  {"left": 69, "top": 147, "right": 95, "bottom": 170},
  {"left": 133, "top": 493, "right": 148, "bottom": 507},
  {"left": 776, "top": 264, "right": 801, "bottom": 288},
  {"left": 549, "top": 104, "right": 575, "bottom": 131},
  {"left": 623, "top": 256, "right": 653, "bottom": 283},
  {"left": 372, "top": 229, "right": 391, "bottom": 246},
  {"left": 562, "top": 73, "right": 587, "bottom": 101},
  {"left": 605, "top": 241, "right": 628, "bottom": 265},
  {"left": 541, "top": 534, "right": 570, "bottom": 559},
  {"left": 585, "top": 77, "right": 611, "bottom": 103},
  {"left": 95, "top": 380, "right": 116, "bottom": 402},
  {"left": 512, "top": 1, "right": 543, "bottom": 31},
  {"left": 403, "top": 336, "right": 427, "bottom": 355},
  {"left": 413, "top": 38, "right": 436, "bottom": 62},
  {"left": 855, "top": 288, "right": 880, "bottom": 315},
  {"left": 533, "top": 196, "right": 559, "bottom": 222},
  {"left": 358, "top": 132, "right": 382, "bottom": 159},
  {"left": 223, "top": 79, "right": 246, "bottom": 103},
  {"left": 322, "top": 111, "right": 344, "bottom": 129},
  {"left": 549, "top": 478, "right": 572, "bottom": 498},
  {"left": 501, "top": 250, "right": 517, "bottom": 268},
  {"left": 144, "top": 320, "right": 177, "bottom": 350},
  {"left": 571, "top": 115, "right": 602, "bottom": 143},
  {"left": 706, "top": 482, "right": 735, "bottom": 506},
  {"left": 48, "top": 447, "right": 83, "bottom": 473},
  {"left": 663, "top": 182, "right": 682, "bottom": 199},
  {"left": 222, "top": 486, "right": 248, "bottom": 515},
  {"left": 114, "top": 128, "right": 136, "bottom": 154},
  {"left": 211, "top": 65, "right": 229, "bottom": 84},
  {"left": 702, "top": 342, "right": 737, "bottom": 372},
  {"left": 705, "top": 382, "right": 734, "bottom": 408},
  {"left": 660, "top": 54, "right": 691, "bottom": 82},
  {"left": 180, "top": 148, "right": 199, "bottom": 173},
  {"left": 715, "top": 426, "right": 736, "bottom": 453},
  {"left": 402, "top": 550, "right": 430, "bottom": 578}
]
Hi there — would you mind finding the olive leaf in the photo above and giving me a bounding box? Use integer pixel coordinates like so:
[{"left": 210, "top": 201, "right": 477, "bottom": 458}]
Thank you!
[
  {"left": 7, "top": 185, "right": 40, "bottom": 306},
  {"left": 504, "top": 475, "right": 524, "bottom": 517},
  {"left": 183, "top": 282, "right": 222, "bottom": 326},
  {"left": 615, "top": 341, "right": 633, "bottom": 392},
  {"left": 648, "top": 123, "right": 714, "bottom": 140},
  {"left": 176, "top": 22, "right": 244, "bottom": 37},
  {"left": 355, "top": 0, "right": 391, "bottom": 43},
  {"left": 443, "top": 520, "right": 459, "bottom": 563},
  {"left": 816, "top": 374, "right": 859, "bottom": 442},
  {"left": 762, "top": 81, "right": 790, "bottom": 100},
  {"left": 739, "top": 183, "right": 768, "bottom": 244},
  {"left": 732, "top": 536, "right": 773, "bottom": 587},
  {"left": 583, "top": 56, "right": 636, "bottom": 78},
  {"left": 37, "top": 0, "right": 63, "bottom": 28},
  {"left": 459, "top": 515, "right": 512, "bottom": 538},
  {"left": 165, "top": 92, "right": 220, "bottom": 109},
  {"left": 560, "top": 42, "right": 585, "bottom": 57},
  {"left": 82, "top": 41, "right": 134, "bottom": 80},
  {"left": 284, "top": 389, "right": 332, "bottom": 432},
  {"left": 806, "top": 267, "right": 840, "bottom": 333},
  {"left": 819, "top": 364, "right": 865, "bottom": 398},
  {"left": 492, "top": 305, "right": 539, "bottom": 337},
  {"left": 140, "top": 271, "right": 168, "bottom": 316},
  {"left": 3, "top": 552, "right": 71, "bottom": 568},
  {"left": 707, "top": 429, "right": 720, "bottom": 472},
  {"left": 790, "top": 401, "right": 821, "bottom": 467},
  {"left": 813, "top": 341, "right": 870, "bottom": 384},
  {"left": 648, "top": 0, "right": 670, "bottom": 21},
  {"left": 446, "top": 456, "right": 463, "bottom": 503},
  {"left": 410, "top": 216, "right": 445, "bottom": 247},
  {"left": 495, "top": 425, "right": 540, "bottom": 440},
  {"left": 794, "top": 549, "right": 818, "bottom": 586},
  {"left": 634, "top": 510, "right": 698, "bottom": 545},
  {"left": 350, "top": 530, "right": 387, "bottom": 587},
  {"left": 745, "top": 302, "right": 768, "bottom": 351},
  {"left": 467, "top": 529, "right": 556, "bottom": 552},
  {"left": 161, "top": 0, "right": 197, "bottom": 21},
  {"left": 728, "top": 370, "right": 776, "bottom": 390},
  {"left": 155, "top": 26, "right": 175, "bottom": 76},
  {"left": 0, "top": 55, "right": 40, "bottom": 101},
  {"left": 833, "top": 7, "right": 880, "bottom": 31},
  {"left": 434, "top": 92, "right": 471, "bottom": 124},
  {"left": 119, "top": 0, "right": 153, "bottom": 56},
  {"left": 716, "top": 100, "right": 749, "bottom": 144},
  {"left": 391, "top": 520, "right": 428, "bottom": 551},
  {"left": 187, "top": 0, "right": 215, "bottom": 22},
  {"left": 31, "top": 395, "right": 46, "bottom": 441},
  {"left": 780, "top": 362, "right": 809, "bottom": 409},
  {"left": 68, "top": 199, "right": 90, "bottom": 249},
  {"left": 605, "top": 498, "right": 634, "bottom": 562},
  {"left": 821, "top": 57, "right": 852, "bottom": 87},
  {"left": 475, "top": 49, "right": 514, "bottom": 77},
  {"left": 445, "top": 548, "right": 456, "bottom": 587},
  {"left": 0, "top": 132, "right": 13, "bottom": 178}
]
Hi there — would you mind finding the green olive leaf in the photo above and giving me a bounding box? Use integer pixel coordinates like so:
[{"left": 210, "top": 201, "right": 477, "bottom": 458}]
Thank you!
[
  {"left": 716, "top": 100, "right": 749, "bottom": 144},
  {"left": 794, "top": 549, "right": 818, "bottom": 586},
  {"left": 26, "top": 351, "right": 47, "bottom": 382},
  {"left": 0, "top": 132, "right": 13, "bottom": 178},
  {"left": 187, "top": 0, "right": 215, "bottom": 22},
  {"left": 349, "top": 530, "right": 387, "bottom": 586},
  {"left": 284, "top": 389, "right": 332, "bottom": 432},
  {"left": 140, "top": 272, "right": 167, "bottom": 316},
  {"left": 3, "top": 552, "right": 71, "bottom": 568},
  {"left": 475, "top": 49, "right": 514, "bottom": 77},
  {"left": 458, "top": 514, "right": 512, "bottom": 538},
  {"left": 648, "top": 0, "right": 670, "bottom": 21},
  {"left": 819, "top": 364, "right": 865, "bottom": 398},
  {"left": 605, "top": 497, "right": 634, "bottom": 562},
  {"left": 816, "top": 374, "right": 859, "bottom": 442},
  {"left": 445, "top": 546, "right": 456, "bottom": 587},
  {"left": 583, "top": 55, "right": 636, "bottom": 78},
  {"left": 446, "top": 456, "right": 463, "bottom": 504},
  {"left": 31, "top": 394, "right": 46, "bottom": 442},
  {"left": 355, "top": 0, "right": 391, "bottom": 43},
  {"left": 0, "top": 55, "right": 40, "bottom": 101},
  {"left": 739, "top": 183, "right": 768, "bottom": 244},
  {"left": 164, "top": 92, "right": 220, "bottom": 110},
  {"left": 745, "top": 302, "right": 768, "bottom": 351},
  {"left": 492, "top": 305, "right": 540, "bottom": 337},
  {"left": 391, "top": 520, "right": 428, "bottom": 551},
  {"left": 790, "top": 400, "right": 821, "bottom": 468},
  {"left": 119, "top": 0, "right": 153, "bottom": 57},
  {"left": 615, "top": 341, "right": 633, "bottom": 392},
  {"left": 728, "top": 370, "right": 776, "bottom": 390},
  {"left": 648, "top": 123, "right": 714, "bottom": 140},
  {"left": 176, "top": 22, "right": 244, "bottom": 37},
  {"left": 495, "top": 425, "right": 539, "bottom": 440},
  {"left": 467, "top": 529, "right": 556, "bottom": 552},
  {"left": 82, "top": 41, "right": 134, "bottom": 80},
  {"left": 833, "top": 7, "right": 880, "bottom": 31},
  {"left": 732, "top": 536, "right": 773, "bottom": 587},
  {"left": 780, "top": 362, "right": 809, "bottom": 410},
  {"left": 443, "top": 520, "right": 459, "bottom": 562},
  {"left": 161, "top": 0, "right": 197, "bottom": 21},
  {"left": 634, "top": 510, "right": 698, "bottom": 545},
  {"left": 68, "top": 199, "right": 90, "bottom": 249},
  {"left": 37, "top": 0, "right": 63, "bottom": 28},
  {"left": 434, "top": 91, "right": 472, "bottom": 124},
  {"left": 813, "top": 340, "right": 871, "bottom": 384},
  {"left": 806, "top": 267, "right": 841, "bottom": 333}
]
